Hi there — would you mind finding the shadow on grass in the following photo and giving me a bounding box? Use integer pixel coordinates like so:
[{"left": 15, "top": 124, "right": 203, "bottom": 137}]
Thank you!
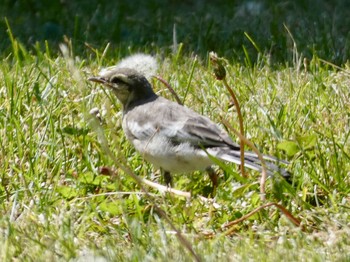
[{"left": 1, "top": 0, "right": 350, "bottom": 64}]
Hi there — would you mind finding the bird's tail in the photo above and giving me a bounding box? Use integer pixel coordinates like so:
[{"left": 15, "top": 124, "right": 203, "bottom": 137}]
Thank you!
[{"left": 209, "top": 148, "right": 290, "bottom": 178}]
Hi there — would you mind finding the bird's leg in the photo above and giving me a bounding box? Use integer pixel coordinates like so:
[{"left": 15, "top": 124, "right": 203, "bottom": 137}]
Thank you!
[
  {"left": 206, "top": 167, "right": 218, "bottom": 195},
  {"left": 163, "top": 170, "right": 173, "bottom": 187}
]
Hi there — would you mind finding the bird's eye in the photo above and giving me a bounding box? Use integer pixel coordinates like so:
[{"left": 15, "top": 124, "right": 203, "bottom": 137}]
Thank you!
[{"left": 110, "top": 76, "right": 125, "bottom": 85}]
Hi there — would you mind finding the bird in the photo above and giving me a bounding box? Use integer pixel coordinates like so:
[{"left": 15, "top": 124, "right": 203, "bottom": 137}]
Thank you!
[{"left": 88, "top": 67, "right": 289, "bottom": 186}]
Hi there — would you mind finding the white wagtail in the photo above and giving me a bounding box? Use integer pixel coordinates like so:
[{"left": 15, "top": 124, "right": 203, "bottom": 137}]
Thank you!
[{"left": 89, "top": 67, "right": 289, "bottom": 186}]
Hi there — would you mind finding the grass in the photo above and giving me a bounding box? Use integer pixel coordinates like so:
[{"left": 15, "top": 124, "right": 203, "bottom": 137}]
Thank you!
[{"left": 1, "top": 1, "right": 350, "bottom": 261}]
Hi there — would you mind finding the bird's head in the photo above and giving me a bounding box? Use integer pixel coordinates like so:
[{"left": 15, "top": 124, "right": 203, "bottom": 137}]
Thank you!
[{"left": 89, "top": 67, "right": 156, "bottom": 109}]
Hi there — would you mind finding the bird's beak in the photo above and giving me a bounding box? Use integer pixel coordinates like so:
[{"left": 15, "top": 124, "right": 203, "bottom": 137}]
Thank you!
[{"left": 88, "top": 76, "right": 107, "bottom": 84}]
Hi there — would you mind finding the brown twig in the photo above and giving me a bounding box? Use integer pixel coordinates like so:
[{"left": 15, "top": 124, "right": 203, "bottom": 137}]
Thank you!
[
  {"left": 209, "top": 52, "right": 246, "bottom": 178},
  {"left": 222, "top": 78, "right": 246, "bottom": 178},
  {"left": 142, "top": 177, "right": 221, "bottom": 208},
  {"left": 222, "top": 202, "right": 302, "bottom": 235},
  {"left": 221, "top": 118, "right": 267, "bottom": 201},
  {"left": 153, "top": 75, "right": 183, "bottom": 105}
]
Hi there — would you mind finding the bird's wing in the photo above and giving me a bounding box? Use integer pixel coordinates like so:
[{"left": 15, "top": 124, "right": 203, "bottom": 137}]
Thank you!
[
  {"left": 124, "top": 97, "right": 238, "bottom": 149},
  {"left": 175, "top": 114, "right": 240, "bottom": 149},
  {"left": 155, "top": 98, "right": 239, "bottom": 149}
]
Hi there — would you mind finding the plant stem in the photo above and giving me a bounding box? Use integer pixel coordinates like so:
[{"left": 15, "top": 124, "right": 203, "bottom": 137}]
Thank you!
[{"left": 222, "top": 78, "right": 246, "bottom": 177}]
